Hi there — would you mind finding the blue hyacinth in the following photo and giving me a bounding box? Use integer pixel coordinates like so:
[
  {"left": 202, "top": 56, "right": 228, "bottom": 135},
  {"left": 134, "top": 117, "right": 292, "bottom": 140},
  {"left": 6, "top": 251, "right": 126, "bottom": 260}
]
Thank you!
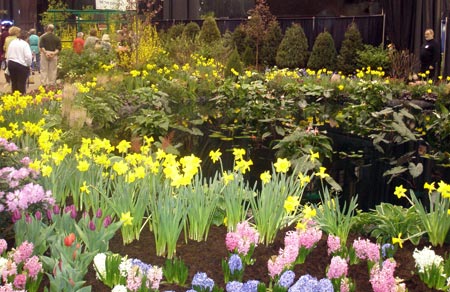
[
  {"left": 242, "top": 280, "right": 260, "bottom": 292},
  {"left": 228, "top": 254, "right": 243, "bottom": 273},
  {"left": 192, "top": 272, "right": 215, "bottom": 292},
  {"left": 226, "top": 281, "right": 243, "bottom": 292},
  {"left": 278, "top": 270, "right": 296, "bottom": 288}
]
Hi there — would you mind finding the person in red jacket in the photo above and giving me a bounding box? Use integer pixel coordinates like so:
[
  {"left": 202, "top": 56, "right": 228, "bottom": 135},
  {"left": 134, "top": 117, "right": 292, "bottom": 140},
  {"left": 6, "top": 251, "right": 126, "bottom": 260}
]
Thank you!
[{"left": 73, "top": 32, "right": 84, "bottom": 54}]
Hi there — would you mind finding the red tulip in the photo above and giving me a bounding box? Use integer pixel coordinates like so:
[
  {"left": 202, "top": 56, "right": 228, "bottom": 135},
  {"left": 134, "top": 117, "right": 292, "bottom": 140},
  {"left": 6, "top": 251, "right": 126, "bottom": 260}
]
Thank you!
[{"left": 64, "top": 233, "right": 76, "bottom": 246}]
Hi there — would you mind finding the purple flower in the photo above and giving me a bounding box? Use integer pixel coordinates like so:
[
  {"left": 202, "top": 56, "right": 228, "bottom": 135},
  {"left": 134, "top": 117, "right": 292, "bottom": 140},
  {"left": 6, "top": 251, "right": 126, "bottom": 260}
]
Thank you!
[
  {"left": 278, "top": 270, "right": 295, "bottom": 288},
  {"left": 317, "top": 278, "right": 334, "bottom": 292},
  {"left": 226, "top": 281, "right": 243, "bottom": 292},
  {"left": 0, "top": 238, "right": 8, "bottom": 254},
  {"left": 242, "top": 280, "right": 260, "bottom": 292},
  {"left": 228, "top": 254, "right": 243, "bottom": 273},
  {"left": 89, "top": 220, "right": 96, "bottom": 231},
  {"left": 381, "top": 243, "right": 395, "bottom": 258},
  {"left": 192, "top": 272, "right": 214, "bottom": 292},
  {"left": 96, "top": 208, "right": 103, "bottom": 218},
  {"left": 11, "top": 209, "right": 21, "bottom": 223},
  {"left": 35, "top": 210, "right": 42, "bottom": 220},
  {"left": 288, "top": 274, "right": 317, "bottom": 292},
  {"left": 103, "top": 215, "right": 112, "bottom": 228},
  {"left": 53, "top": 204, "right": 60, "bottom": 214}
]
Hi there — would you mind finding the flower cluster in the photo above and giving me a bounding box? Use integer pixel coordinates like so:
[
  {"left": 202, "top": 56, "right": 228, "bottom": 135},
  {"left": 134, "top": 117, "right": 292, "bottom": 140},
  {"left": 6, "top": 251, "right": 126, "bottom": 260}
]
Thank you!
[
  {"left": 288, "top": 274, "right": 333, "bottom": 292},
  {"left": 225, "top": 221, "right": 259, "bottom": 265},
  {"left": 94, "top": 253, "right": 163, "bottom": 292},
  {"left": 268, "top": 225, "right": 322, "bottom": 279},
  {"left": 352, "top": 237, "right": 380, "bottom": 263},
  {"left": 0, "top": 239, "right": 43, "bottom": 292},
  {"left": 412, "top": 246, "right": 449, "bottom": 290},
  {"left": 188, "top": 272, "right": 215, "bottom": 292},
  {"left": 327, "top": 235, "right": 341, "bottom": 255},
  {"left": 369, "top": 259, "right": 405, "bottom": 292},
  {"left": 225, "top": 279, "right": 260, "bottom": 292}
]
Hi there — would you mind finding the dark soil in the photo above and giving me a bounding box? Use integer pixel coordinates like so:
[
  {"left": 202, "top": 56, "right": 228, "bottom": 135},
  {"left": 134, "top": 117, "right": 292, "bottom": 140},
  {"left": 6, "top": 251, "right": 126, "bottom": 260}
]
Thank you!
[{"left": 84, "top": 225, "right": 446, "bottom": 292}]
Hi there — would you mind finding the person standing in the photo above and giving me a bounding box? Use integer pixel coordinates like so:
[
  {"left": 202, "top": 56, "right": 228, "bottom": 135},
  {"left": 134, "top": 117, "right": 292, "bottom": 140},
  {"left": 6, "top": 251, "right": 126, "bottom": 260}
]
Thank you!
[
  {"left": 419, "top": 28, "right": 440, "bottom": 80},
  {"left": 3, "top": 26, "right": 20, "bottom": 83},
  {"left": 39, "top": 24, "right": 61, "bottom": 87},
  {"left": 28, "top": 28, "right": 40, "bottom": 73},
  {"left": 6, "top": 29, "right": 32, "bottom": 94},
  {"left": 73, "top": 31, "right": 84, "bottom": 54},
  {"left": 84, "top": 29, "right": 99, "bottom": 50}
]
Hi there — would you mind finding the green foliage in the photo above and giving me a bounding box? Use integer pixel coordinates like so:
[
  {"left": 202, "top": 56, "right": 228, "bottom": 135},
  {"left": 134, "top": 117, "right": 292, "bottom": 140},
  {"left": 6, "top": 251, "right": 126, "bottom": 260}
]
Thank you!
[
  {"left": 276, "top": 23, "right": 309, "bottom": 69},
  {"left": 40, "top": 0, "right": 68, "bottom": 28},
  {"left": 232, "top": 24, "right": 248, "bottom": 56},
  {"left": 337, "top": 23, "right": 363, "bottom": 75},
  {"left": 356, "top": 44, "right": 391, "bottom": 72},
  {"left": 354, "top": 203, "right": 423, "bottom": 245},
  {"left": 182, "top": 22, "right": 201, "bottom": 41},
  {"left": 224, "top": 48, "right": 243, "bottom": 79},
  {"left": 166, "top": 23, "right": 186, "bottom": 40},
  {"left": 307, "top": 31, "right": 337, "bottom": 71},
  {"left": 163, "top": 258, "right": 189, "bottom": 286},
  {"left": 57, "top": 49, "right": 116, "bottom": 81},
  {"left": 199, "top": 16, "right": 221, "bottom": 44},
  {"left": 260, "top": 21, "right": 283, "bottom": 67}
]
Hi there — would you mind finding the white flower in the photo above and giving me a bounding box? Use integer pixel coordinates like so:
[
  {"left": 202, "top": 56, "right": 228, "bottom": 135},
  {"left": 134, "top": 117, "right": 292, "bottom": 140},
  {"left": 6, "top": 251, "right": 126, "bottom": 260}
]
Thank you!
[
  {"left": 93, "top": 253, "right": 107, "bottom": 279},
  {"left": 412, "top": 246, "right": 444, "bottom": 273},
  {"left": 111, "top": 284, "right": 127, "bottom": 292},
  {"left": 118, "top": 257, "right": 132, "bottom": 277},
  {"left": 0, "top": 257, "right": 8, "bottom": 274},
  {"left": 146, "top": 265, "right": 163, "bottom": 289}
]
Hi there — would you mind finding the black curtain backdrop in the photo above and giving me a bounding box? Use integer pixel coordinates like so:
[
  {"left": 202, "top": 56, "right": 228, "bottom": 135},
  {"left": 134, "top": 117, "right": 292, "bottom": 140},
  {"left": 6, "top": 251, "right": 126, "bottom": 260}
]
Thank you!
[{"left": 380, "top": 0, "right": 449, "bottom": 75}]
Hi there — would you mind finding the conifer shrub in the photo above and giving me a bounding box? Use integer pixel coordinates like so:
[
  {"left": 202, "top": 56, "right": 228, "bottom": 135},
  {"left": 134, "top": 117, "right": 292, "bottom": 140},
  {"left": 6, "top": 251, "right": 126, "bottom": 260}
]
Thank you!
[
  {"left": 224, "top": 48, "right": 243, "bottom": 79},
  {"left": 260, "top": 20, "right": 283, "bottom": 67},
  {"left": 199, "top": 16, "right": 221, "bottom": 44},
  {"left": 166, "top": 23, "right": 185, "bottom": 40},
  {"left": 275, "top": 23, "right": 309, "bottom": 69},
  {"left": 307, "top": 30, "right": 337, "bottom": 71},
  {"left": 337, "top": 22, "right": 363, "bottom": 75},
  {"left": 182, "top": 22, "right": 201, "bottom": 41},
  {"left": 232, "top": 24, "right": 249, "bottom": 56}
]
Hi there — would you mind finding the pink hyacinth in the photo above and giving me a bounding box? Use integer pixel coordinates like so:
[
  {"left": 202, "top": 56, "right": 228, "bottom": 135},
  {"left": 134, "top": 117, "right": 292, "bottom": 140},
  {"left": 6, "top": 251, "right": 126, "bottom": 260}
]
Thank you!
[
  {"left": 268, "top": 256, "right": 285, "bottom": 279},
  {"left": 327, "top": 235, "right": 341, "bottom": 255},
  {"left": 225, "top": 221, "right": 259, "bottom": 256},
  {"left": 327, "top": 256, "right": 348, "bottom": 279},
  {"left": 24, "top": 255, "right": 42, "bottom": 279},
  {"left": 370, "top": 259, "right": 397, "bottom": 292},
  {"left": 0, "top": 239, "right": 7, "bottom": 254},
  {"left": 127, "top": 272, "right": 142, "bottom": 292},
  {"left": 146, "top": 266, "right": 163, "bottom": 289},
  {"left": 352, "top": 237, "right": 380, "bottom": 263},
  {"left": 225, "top": 232, "right": 240, "bottom": 252},
  {"left": 298, "top": 226, "right": 322, "bottom": 249},
  {"left": 13, "top": 273, "right": 27, "bottom": 289},
  {"left": 12, "top": 241, "right": 34, "bottom": 264}
]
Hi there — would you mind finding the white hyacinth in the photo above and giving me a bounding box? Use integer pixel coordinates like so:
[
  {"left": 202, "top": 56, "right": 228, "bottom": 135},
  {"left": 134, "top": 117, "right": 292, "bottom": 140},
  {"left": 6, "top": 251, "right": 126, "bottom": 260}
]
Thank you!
[
  {"left": 118, "top": 257, "right": 132, "bottom": 277},
  {"left": 111, "top": 284, "right": 127, "bottom": 292},
  {"left": 93, "top": 253, "right": 107, "bottom": 279},
  {"left": 0, "top": 257, "right": 8, "bottom": 274},
  {"left": 412, "top": 246, "right": 444, "bottom": 273}
]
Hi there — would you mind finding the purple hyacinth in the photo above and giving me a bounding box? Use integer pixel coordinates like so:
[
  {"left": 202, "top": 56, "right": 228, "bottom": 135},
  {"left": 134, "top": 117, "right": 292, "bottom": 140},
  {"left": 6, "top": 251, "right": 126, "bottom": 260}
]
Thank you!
[
  {"left": 228, "top": 254, "right": 243, "bottom": 273},
  {"left": 192, "top": 272, "right": 214, "bottom": 292},
  {"left": 278, "top": 270, "right": 295, "bottom": 288},
  {"left": 242, "top": 280, "right": 260, "bottom": 292},
  {"left": 226, "top": 281, "right": 243, "bottom": 292}
]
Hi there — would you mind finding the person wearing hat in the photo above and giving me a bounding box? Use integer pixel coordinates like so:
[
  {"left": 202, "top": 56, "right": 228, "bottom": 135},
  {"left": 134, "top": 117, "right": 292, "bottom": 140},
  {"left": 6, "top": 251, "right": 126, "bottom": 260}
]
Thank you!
[
  {"left": 100, "top": 34, "right": 112, "bottom": 52},
  {"left": 3, "top": 26, "right": 20, "bottom": 83},
  {"left": 6, "top": 29, "right": 32, "bottom": 94}
]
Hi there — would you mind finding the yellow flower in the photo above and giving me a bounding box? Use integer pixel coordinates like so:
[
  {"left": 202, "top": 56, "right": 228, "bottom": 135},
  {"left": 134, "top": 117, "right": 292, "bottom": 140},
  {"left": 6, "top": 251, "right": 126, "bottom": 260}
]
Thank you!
[
  {"left": 76, "top": 160, "right": 90, "bottom": 172},
  {"left": 41, "top": 164, "right": 52, "bottom": 177},
  {"left": 309, "top": 149, "right": 319, "bottom": 162},
  {"left": 120, "top": 212, "right": 133, "bottom": 226},
  {"left": 392, "top": 233, "right": 403, "bottom": 248},
  {"left": 260, "top": 171, "right": 271, "bottom": 184},
  {"left": 223, "top": 216, "right": 228, "bottom": 227},
  {"left": 298, "top": 172, "right": 311, "bottom": 187},
  {"left": 80, "top": 181, "right": 90, "bottom": 194},
  {"left": 394, "top": 185, "right": 407, "bottom": 199},
  {"left": 437, "top": 180, "right": 450, "bottom": 198},
  {"left": 234, "top": 159, "right": 253, "bottom": 174},
  {"left": 274, "top": 158, "right": 291, "bottom": 173},
  {"left": 222, "top": 171, "right": 234, "bottom": 185},
  {"left": 209, "top": 149, "right": 222, "bottom": 163},
  {"left": 303, "top": 205, "right": 316, "bottom": 219},
  {"left": 315, "top": 167, "right": 329, "bottom": 179},
  {"left": 232, "top": 148, "right": 246, "bottom": 161},
  {"left": 116, "top": 140, "right": 131, "bottom": 154},
  {"left": 423, "top": 182, "right": 436, "bottom": 195},
  {"left": 296, "top": 221, "right": 306, "bottom": 230},
  {"left": 284, "top": 196, "right": 300, "bottom": 213},
  {"left": 113, "top": 160, "right": 129, "bottom": 176},
  {"left": 338, "top": 84, "right": 344, "bottom": 91}
]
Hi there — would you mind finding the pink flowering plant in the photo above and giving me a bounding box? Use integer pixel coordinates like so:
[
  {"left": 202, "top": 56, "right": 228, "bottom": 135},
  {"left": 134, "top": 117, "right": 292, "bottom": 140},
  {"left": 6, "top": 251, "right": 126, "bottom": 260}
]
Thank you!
[
  {"left": 326, "top": 255, "right": 355, "bottom": 292},
  {"left": 225, "top": 220, "right": 259, "bottom": 266},
  {"left": 0, "top": 239, "right": 43, "bottom": 292},
  {"left": 352, "top": 237, "right": 381, "bottom": 271},
  {"left": 370, "top": 259, "right": 406, "bottom": 292}
]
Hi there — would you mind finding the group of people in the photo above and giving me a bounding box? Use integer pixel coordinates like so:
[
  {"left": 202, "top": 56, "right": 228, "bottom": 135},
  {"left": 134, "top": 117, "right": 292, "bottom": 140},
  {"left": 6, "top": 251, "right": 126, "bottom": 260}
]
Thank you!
[
  {"left": 0, "top": 23, "right": 61, "bottom": 94},
  {"left": 72, "top": 29, "right": 112, "bottom": 54}
]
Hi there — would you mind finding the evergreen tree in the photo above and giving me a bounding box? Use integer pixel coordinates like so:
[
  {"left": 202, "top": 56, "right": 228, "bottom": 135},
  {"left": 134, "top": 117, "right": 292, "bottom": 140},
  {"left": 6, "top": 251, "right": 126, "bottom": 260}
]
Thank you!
[
  {"left": 275, "top": 23, "right": 309, "bottom": 69},
  {"left": 260, "top": 20, "right": 283, "bottom": 67},
  {"left": 232, "top": 24, "right": 248, "bottom": 56},
  {"left": 199, "top": 16, "right": 221, "bottom": 44},
  {"left": 166, "top": 23, "right": 185, "bottom": 40},
  {"left": 337, "top": 23, "right": 363, "bottom": 75},
  {"left": 307, "top": 31, "right": 337, "bottom": 71},
  {"left": 182, "top": 22, "right": 201, "bottom": 42},
  {"left": 225, "top": 48, "right": 244, "bottom": 79}
]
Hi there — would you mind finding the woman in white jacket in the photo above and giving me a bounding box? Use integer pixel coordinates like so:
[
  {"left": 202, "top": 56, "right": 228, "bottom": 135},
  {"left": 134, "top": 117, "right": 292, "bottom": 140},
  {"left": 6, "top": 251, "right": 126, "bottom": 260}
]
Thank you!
[{"left": 6, "top": 29, "right": 32, "bottom": 94}]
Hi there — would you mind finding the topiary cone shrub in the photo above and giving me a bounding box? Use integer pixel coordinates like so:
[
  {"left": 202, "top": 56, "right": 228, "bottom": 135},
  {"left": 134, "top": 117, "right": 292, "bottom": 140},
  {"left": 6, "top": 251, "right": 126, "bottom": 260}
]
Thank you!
[
  {"left": 182, "top": 22, "right": 201, "bottom": 42},
  {"left": 224, "top": 48, "right": 244, "bottom": 79},
  {"left": 307, "top": 30, "right": 337, "bottom": 71},
  {"left": 199, "top": 15, "right": 221, "bottom": 44},
  {"left": 337, "top": 22, "right": 363, "bottom": 75},
  {"left": 275, "top": 23, "right": 309, "bottom": 69},
  {"left": 260, "top": 20, "right": 283, "bottom": 68}
]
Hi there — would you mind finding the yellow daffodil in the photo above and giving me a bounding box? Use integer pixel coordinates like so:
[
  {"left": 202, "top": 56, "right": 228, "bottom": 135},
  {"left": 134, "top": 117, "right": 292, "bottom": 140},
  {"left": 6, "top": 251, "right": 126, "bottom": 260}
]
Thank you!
[
  {"left": 296, "top": 220, "right": 306, "bottom": 230},
  {"left": 274, "top": 158, "right": 291, "bottom": 173},
  {"left": 392, "top": 233, "right": 403, "bottom": 248},
  {"left": 232, "top": 148, "right": 246, "bottom": 161},
  {"left": 284, "top": 196, "right": 300, "bottom": 213},
  {"left": 260, "top": 171, "right": 271, "bottom": 184},
  {"left": 80, "top": 181, "right": 90, "bottom": 194},
  {"left": 41, "top": 165, "right": 52, "bottom": 177},
  {"left": 298, "top": 172, "right": 311, "bottom": 187},
  {"left": 234, "top": 159, "right": 253, "bottom": 174},
  {"left": 423, "top": 182, "right": 436, "bottom": 195},
  {"left": 394, "top": 185, "right": 407, "bottom": 199},
  {"left": 76, "top": 160, "right": 90, "bottom": 172},
  {"left": 112, "top": 160, "right": 129, "bottom": 176},
  {"left": 209, "top": 149, "right": 222, "bottom": 163},
  {"left": 116, "top": 140, "right": 131, "bottom": 154},
  {"left": 120, "top": 212, "right": 133, "bottom": 226},
  {"left": 315, "top": 167, "right": 329, "bottom": 179},
  {"left": 222, "top": 171, "right": 234, "bottom": 185},
  {"left": 303, "top": 205, "right": 316, "bottom": 219},
  {"left": 437, "top": 180, "right": 450, "bottom": 198},
  {"left": 309, "top": 149, "right": 319, "bottom": 162}
]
